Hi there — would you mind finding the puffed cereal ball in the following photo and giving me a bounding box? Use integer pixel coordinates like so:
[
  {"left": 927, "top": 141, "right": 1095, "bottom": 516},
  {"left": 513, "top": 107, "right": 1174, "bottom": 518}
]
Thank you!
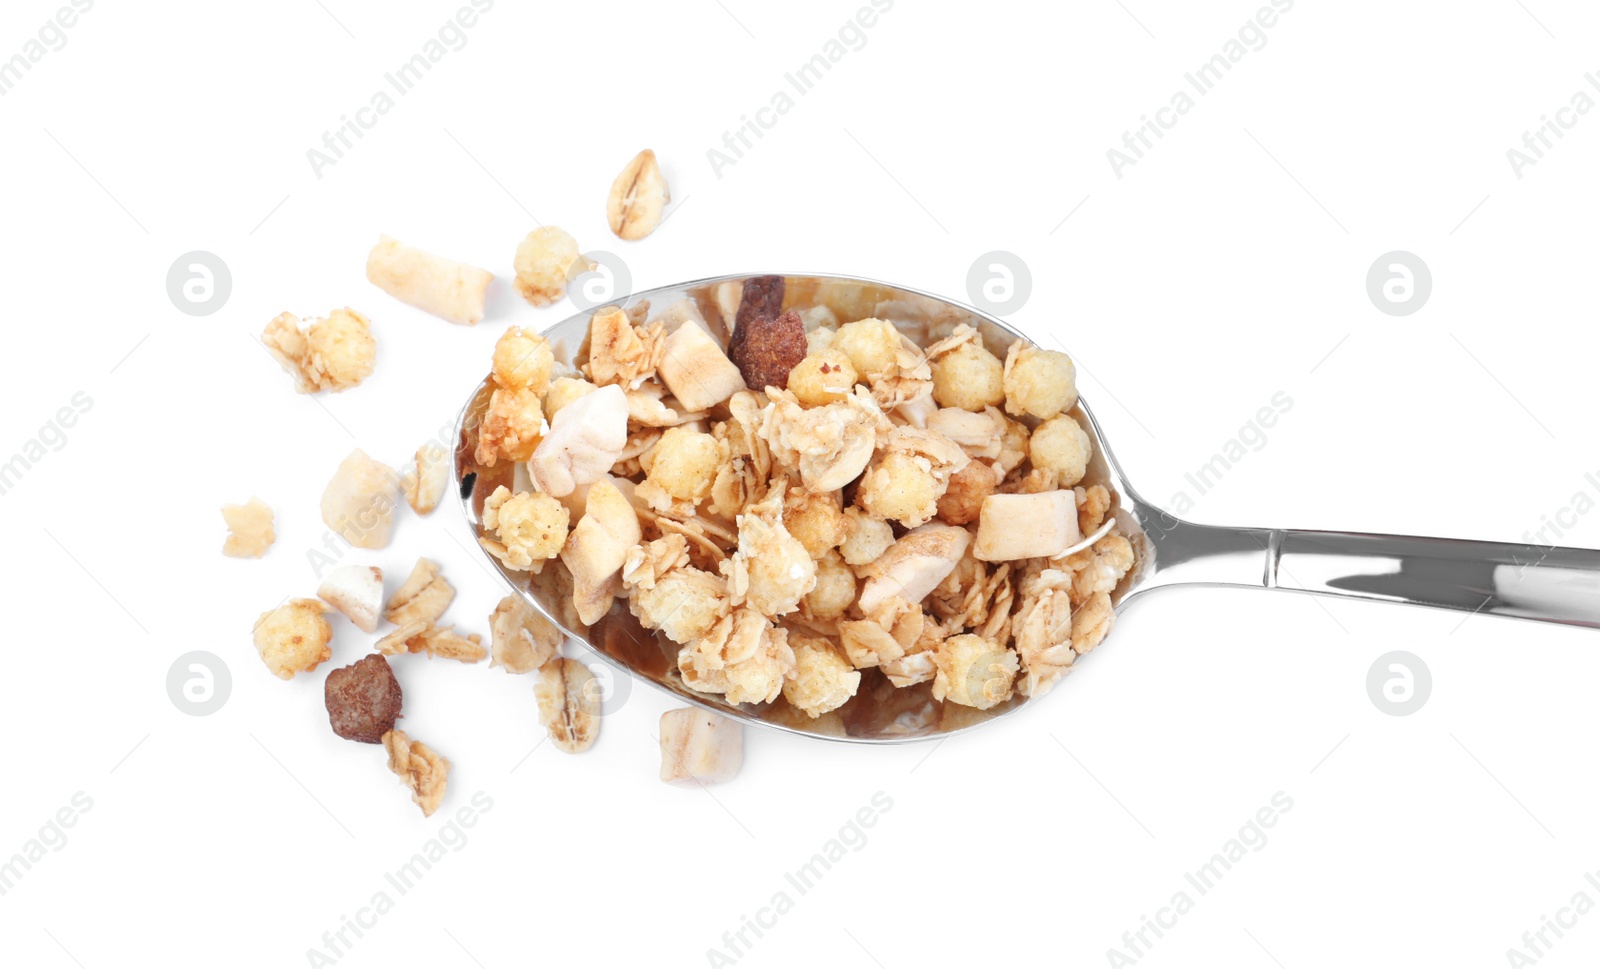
[
  {"left": 931, "top": 342, "right": 1005, "bottom": 411},
  {"left": 543, "top": 377, "right": 597, "bottom": 420},
  {"left": 646, "top": 426, "right": 722, "bottom": 502},
  {"left": 784, "top": 491, "right": 847, "bottom": 558},
  {"left": 1029, "top": 415, "right": 1092, "bottom": 486},
  {"left": 514, "top": 226, "right": 587, "bottom": 308},
  {"left": 305, "top": 308, "right": 376, "bottom": 391},
  {"left": 838, "top": 507, "right": 895, "bottom": 566},
  {"left": 482, "top": 486, "right": 570, "bottom": 569},
  {"left": 786, "top": 349, "right": 859, "bottom": 407},
  {"left": 253, "top": 598, "right": 333, "bottom": 680},
  {"left": 832, "top": 318, "right": 901, "bottom": 378},
  {"left": 1003, "top": 344, "right": 1077, "bottom": 420},
  {"left": 936, "top": 460, "right": 995, "bottom": 526},
  {"left": 857, "top": 450, "right": 941, "bottom": 527},
  {"left": 804, "top": 550, "right": 857, "bottom": 619},
  {"left": 492, "top": 326, "right": 554, "bottom": 393},
  {"left": 782, "top": 638, "right": 861, "bottom": 718},
  {"left": 932, "top": 633, "right": 1019, "bottom": 710}
]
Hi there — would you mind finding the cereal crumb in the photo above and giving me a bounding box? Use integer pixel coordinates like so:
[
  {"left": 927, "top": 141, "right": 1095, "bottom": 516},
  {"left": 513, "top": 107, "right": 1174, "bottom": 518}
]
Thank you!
[
  {"left": 382, "top": 728, "right": 450, "bottom": 817},
  {"left": 253, "top": 599, "right": 332, "bottom": 680},
  {"left": 221, "top": 497, "right": 275, "bottom": 558}
]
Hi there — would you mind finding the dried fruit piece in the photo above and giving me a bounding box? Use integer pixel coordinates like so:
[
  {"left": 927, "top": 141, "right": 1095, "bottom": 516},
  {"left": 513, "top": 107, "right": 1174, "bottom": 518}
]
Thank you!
[
  {"left": 560, "top": 478, "right": 642, "bottom": 624},
  {"left": 253, "top": 599, "right": 333, "bottom": 680},
  {"left": 317, "top": 564, "right": 383, "bottom": 633},
  {"left": 324, "top": 654, "right": 403, "bottom": 743},
  {"left": 857, "top": 523, "right": 971, "bottom": 614},
  {"left": 513, "top": 227, "right": 591, "bottom": 307},
  {"left": 734, "top": 275, "right": 786, "bottom": 333},
  {"left": 659, "top": 708, "right": 743, "bottom": 785},
  {"left": 489, "top": 595, "right": 564, "bottom": 674},
  {"left": 606, "top": 149, "right": 670, "bottom": 241},
  {"left": 728, "top": 309, "right": 806, "bottom": 393},
  {"left": 365, "top": 235, "right": 492, "bottom": 326},
  {"left": 528, "top": 384, "right": 630, "bottom": 497},
  {"left": 658, "top": 307, "right": 747, "bottom": 412},
  {"left": 534, "top": 658, "right": 600, "bottom": 753},
  {"left": 400, "top": 443, "right": 449, "bottom": 516},
  {"left": 384, "top": 558, "right": 455, "bottom": 625},
  {"left": 973, "top": 491, "right": 1081, "bottom": 561},
  {"left": 262, "top": 308, "right": 376, "bottom": 394},
  {"left": 221, "top": 497, "right": 275, "bottom": 558},
  {"left": 382, "top": 728, "right": 450, "bottom": 817},
  {"left": 319, "top": 449, "right": 400, "bottom": 550}
]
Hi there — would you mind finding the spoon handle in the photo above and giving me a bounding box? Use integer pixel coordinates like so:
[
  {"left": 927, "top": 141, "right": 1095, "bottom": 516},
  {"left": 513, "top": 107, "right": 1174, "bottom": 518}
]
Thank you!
[{"left": 1141, "top": 517, "right": 1600, "bottom": 628}]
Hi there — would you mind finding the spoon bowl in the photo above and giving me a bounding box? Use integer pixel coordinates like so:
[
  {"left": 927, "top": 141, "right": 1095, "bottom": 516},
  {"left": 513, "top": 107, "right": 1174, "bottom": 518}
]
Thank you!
[{"left": 455, "top": 273, "right": 1600, "bottom": 743}]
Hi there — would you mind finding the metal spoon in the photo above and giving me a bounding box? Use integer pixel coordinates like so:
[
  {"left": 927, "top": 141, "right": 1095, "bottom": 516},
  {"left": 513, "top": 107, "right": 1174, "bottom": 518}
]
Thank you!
[{"left": 453, "top": 273, "right": 1600, "bottom": 743}]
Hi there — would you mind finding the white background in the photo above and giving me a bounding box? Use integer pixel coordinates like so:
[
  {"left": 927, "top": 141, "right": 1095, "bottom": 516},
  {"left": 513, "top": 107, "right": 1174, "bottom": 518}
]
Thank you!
[{"left": 3, "top": 1, "right": 1598, "bottom": 966}]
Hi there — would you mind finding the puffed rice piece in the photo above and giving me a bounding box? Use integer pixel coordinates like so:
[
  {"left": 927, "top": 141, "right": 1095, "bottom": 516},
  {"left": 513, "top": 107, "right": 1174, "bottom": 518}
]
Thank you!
[
  {"left": 1030, "top": 415, "right": 1093, "bottom": 486},
  {"left": 535, "top": 658, "right": 601, "bottom": 753},
  {"left": 489, "top": 595, "right": 564, "bottom": 674},
  {"left": 475, "top": 385, "right": 546, "bottom": 466},
  {"left": 722, "top": 487, "right": 816, "bottom": 619},
  {"left": 831, "top": 318, "right": 902, "bottom": 381},
  {"left": 221, "top": 497, "right": 275, "bottom": 558},
  {"left": 782, "top": 635, "right": 861, "bottom": 718},
  {"left": 544, "top": 377, "right": 598, "bottom": 419},
  {"left": 659, "top": 708, "right": 742, "bottom": 785},
  {"left": 838, "top": 507, "right": 895, "bottom": 567},
  {"left": 622, "top": 534, "right": 731, "bottom": 644},
  {"left": 480, "top": 487, "right": 570, "bottom": 572},
  {"left": 855, "top": 426, "right": 970, "bottom": 528},
  {"left": 262, "top": 308, "right": 376, "bottom": 394},
  {"left": 365, "top": 235, "right": 492, "bottom": 326},
  {"left": 382, "top": 729, "right": 450, "bottom": 817},
  {"left": 932, "top": 633, "right": 1019, "bottom": 710},
  {"left": 1003, "top": 342, "right": 1078, "bottom": 420},
  {"left": 492, "top": 326, "right": 556, "bottom": 393},
  {"left": 929, "top": 333, "right": 1005, "bottom": 412},
  {"left": 801, "top": 549, "right": 857, "bottom": 620},
  {"left": 786, "top": 349, "right": 858, "bottom": 407},
  {"left": 252, "top": 598, "right": 333, "bottom": 680},
  {"left": 637, "top": 426, "right": 723, "bottom": 509},
  {"left": 514, "top": 227, "right": 591, "bottom": 307}
]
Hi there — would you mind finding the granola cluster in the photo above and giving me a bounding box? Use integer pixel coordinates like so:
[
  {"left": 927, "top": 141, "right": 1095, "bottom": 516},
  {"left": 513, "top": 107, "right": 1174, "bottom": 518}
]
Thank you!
[{"left": 474, "top": 286, "right": 1137, "bottom": 719}]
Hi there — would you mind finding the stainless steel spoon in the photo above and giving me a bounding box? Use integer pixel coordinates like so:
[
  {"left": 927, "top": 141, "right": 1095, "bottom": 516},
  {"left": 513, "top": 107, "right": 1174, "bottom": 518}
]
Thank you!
[{"left": 453, "top": 273, "right": 1600, "bottom": 743}]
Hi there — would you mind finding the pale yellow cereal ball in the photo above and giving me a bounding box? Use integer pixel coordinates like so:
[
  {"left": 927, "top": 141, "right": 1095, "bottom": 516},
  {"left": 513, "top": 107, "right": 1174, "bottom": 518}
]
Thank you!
[
  {"left": 857, "top": 451, "right": 941, "bottom": 527},
  {"left": 786, "top": 349, "right": 859, "bottom": 407},
  {"left": 1004, "top": 345, "right": 1077, "bottom": 420},
  {"left": 492, "top": 326, "right": 555, "bottom": 394},
  {"left": 838, "top": 507, "right": 894, "bottom": 566},
  {"left": 253, "top": 599, "right": 333, "bottom": 680},
  {"left": 479, "top": 385, "right": 546, "bottom": 464},
  {"left": 784, "top": 492, "right": 847, "bottom": 558},
  {"left": 804, "top": 550, "right": 858, "bottom": 619},
  {"left": 782, "top": 638, "right": 861, "bottom": 718},
  {"left": 1029, "top": 415, "right": 1092, "bottom": 486},
  {"left": 305, "top": 308, "right": 376, "bottom": 391},
  {"left": 933, "top": 633, "right": 1019, "bottom": 710},
  {"left": 646, "top": 426, "right": 722, "bottom": 502},
  {"left": 832, "top": 318, "right": 900, "bottom": 378},
  {"left": 931, "top": 342, "right": 1005, "bottom": 411},
  {"left": 543, "top": 377, "right": 597, "bottom": 419},
  {"left": 514, "top": 226, "right": 586, "bottom": 307}
]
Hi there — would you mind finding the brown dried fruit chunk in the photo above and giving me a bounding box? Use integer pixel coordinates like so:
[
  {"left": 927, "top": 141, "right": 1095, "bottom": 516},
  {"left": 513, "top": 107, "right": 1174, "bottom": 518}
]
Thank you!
[
  {"left": 728, "top": 310, "right": 806, "bottom": 393},
  {"left": 734, "top": 275, "right": 786, "bottom": 333},
  {"left": 324, "top": 654, "right": 403, "bottom": 744}
]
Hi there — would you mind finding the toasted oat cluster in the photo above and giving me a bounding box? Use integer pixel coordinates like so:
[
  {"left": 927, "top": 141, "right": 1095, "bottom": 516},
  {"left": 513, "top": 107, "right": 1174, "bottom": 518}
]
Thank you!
[{"left": 472, "top": 290, "right": 1136, "bottom": 720}]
